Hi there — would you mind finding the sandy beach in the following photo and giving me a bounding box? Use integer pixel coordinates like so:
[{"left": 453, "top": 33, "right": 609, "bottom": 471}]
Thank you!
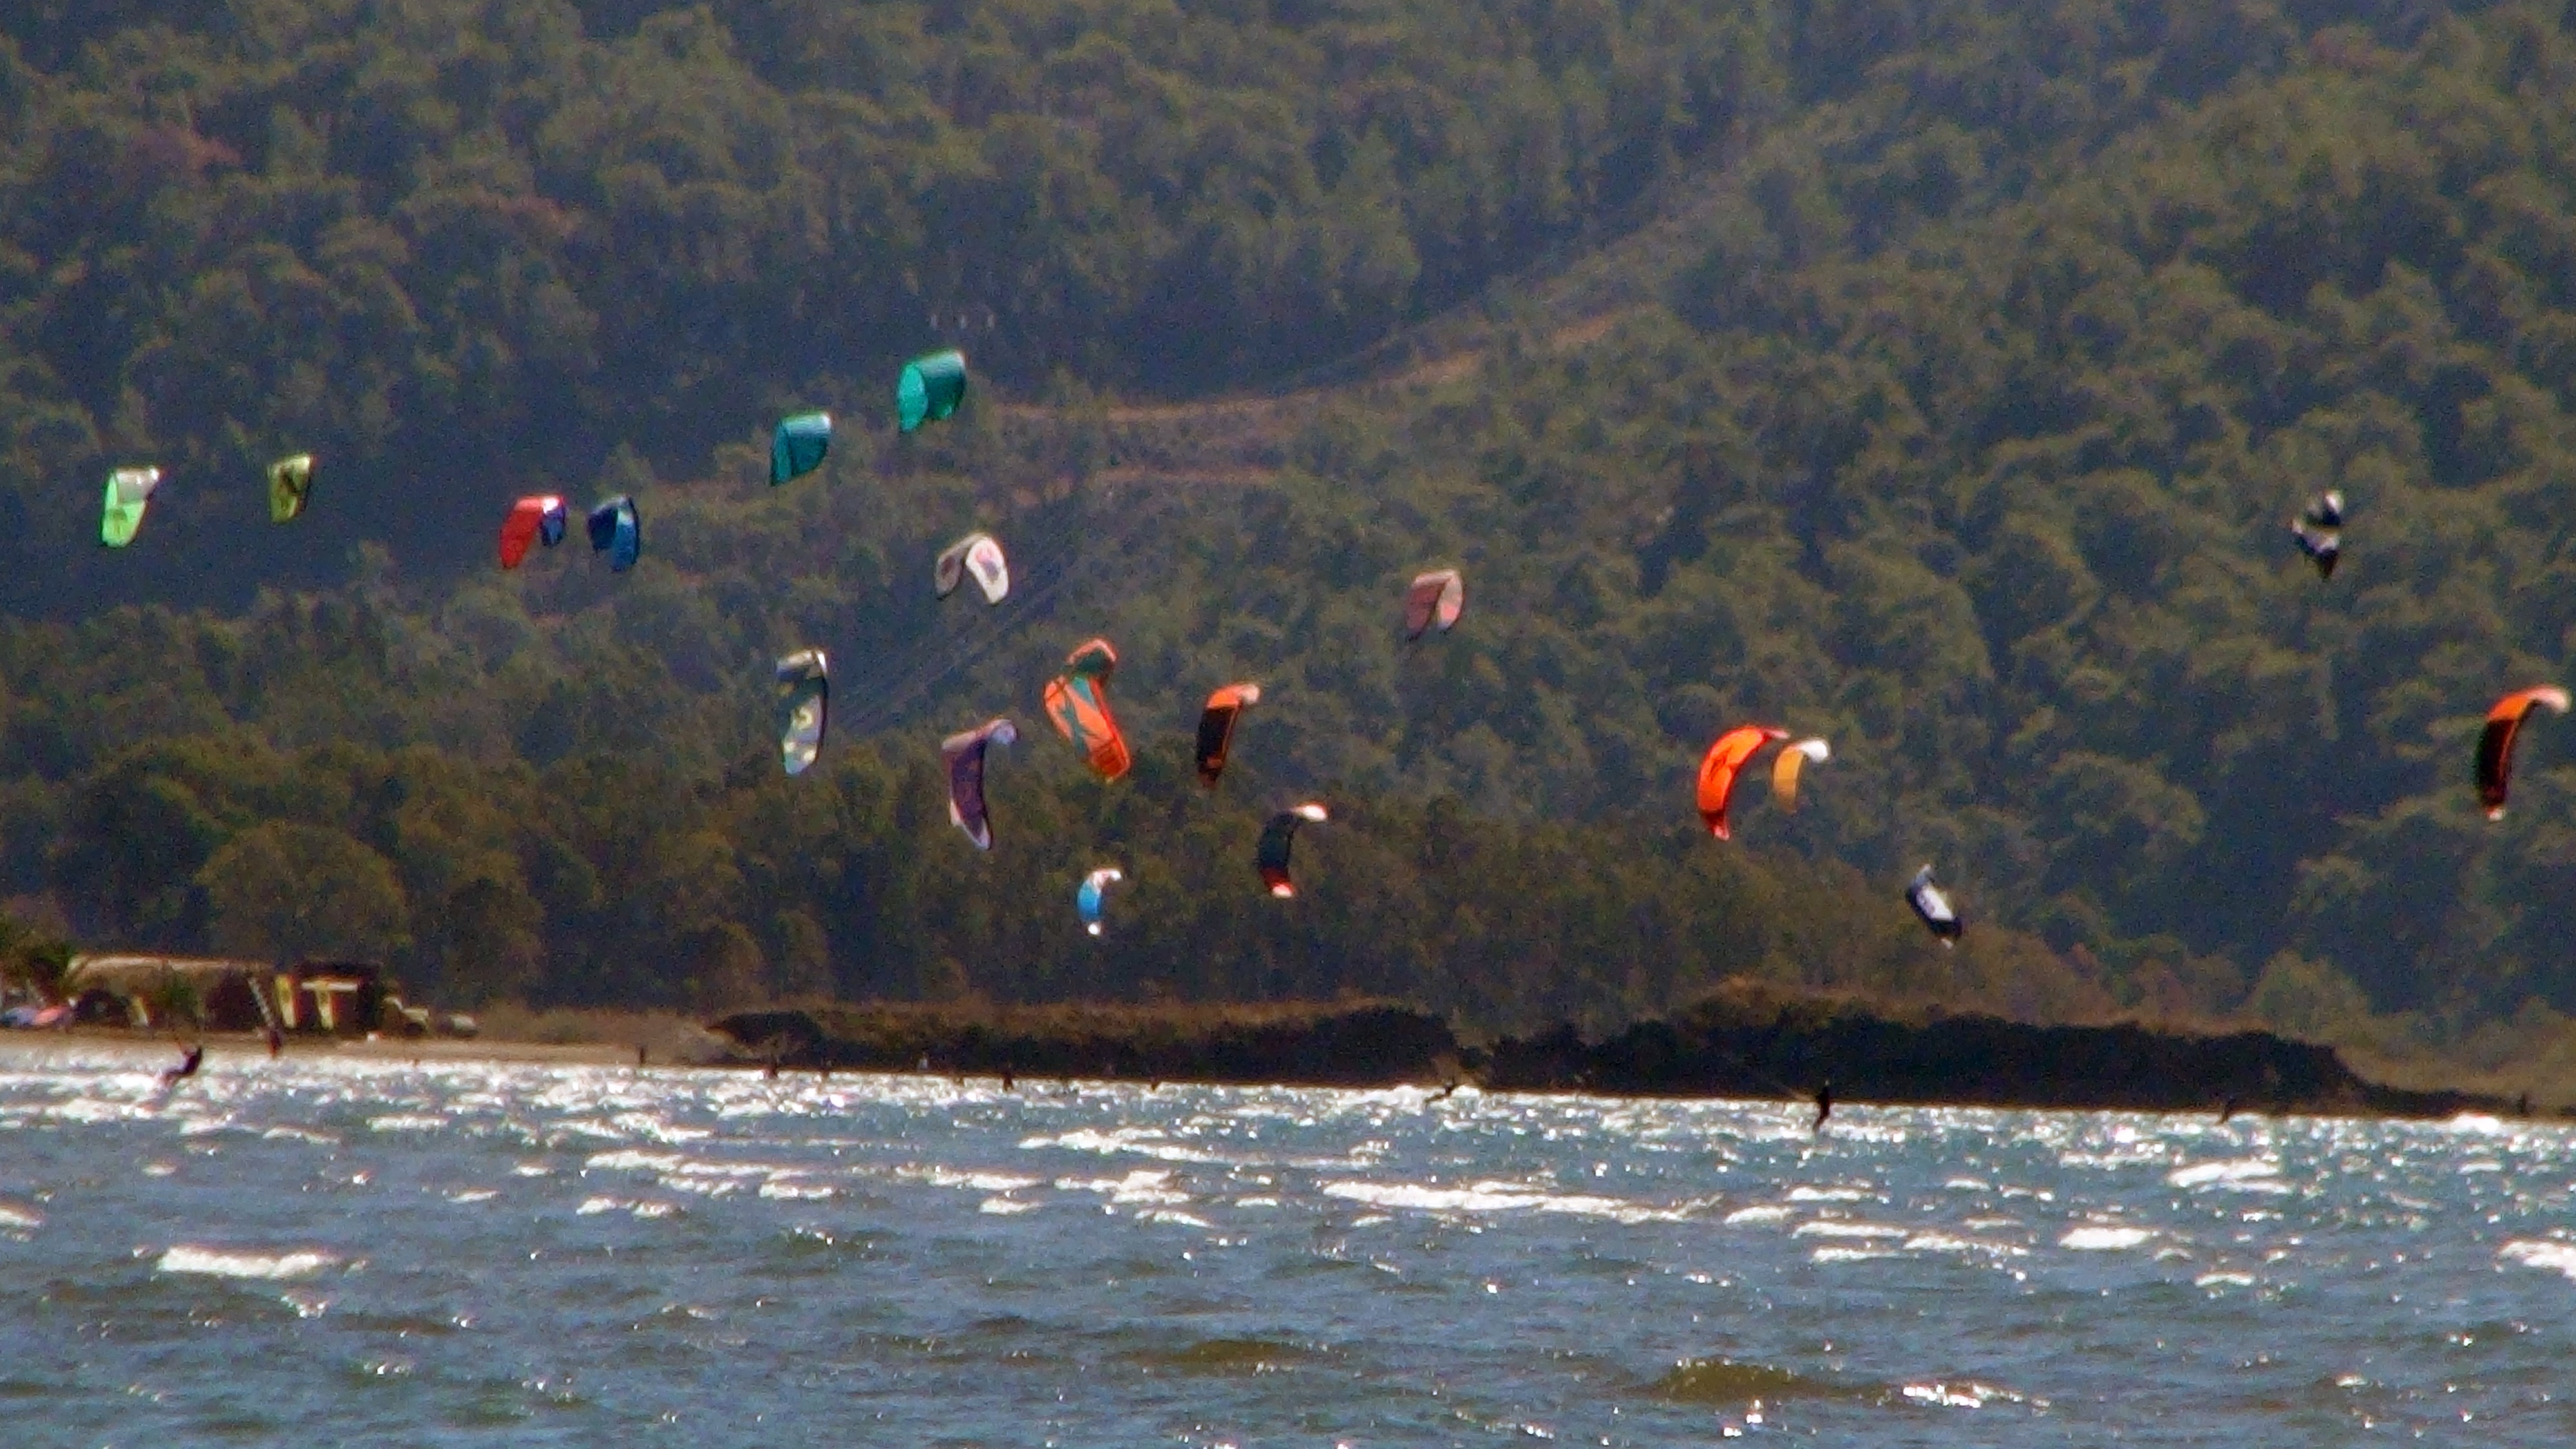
[{"left": 0, "top": 1028, "right": 647, "bottom": 1069}]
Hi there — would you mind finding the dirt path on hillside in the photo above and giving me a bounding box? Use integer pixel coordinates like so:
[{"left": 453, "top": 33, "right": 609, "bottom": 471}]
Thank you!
[
  {"left": 958, "top": 110, "right": 1776, "bottom": 493},
  {"left": 989, "top": 308, "right": 1639, "bottom": 489}
]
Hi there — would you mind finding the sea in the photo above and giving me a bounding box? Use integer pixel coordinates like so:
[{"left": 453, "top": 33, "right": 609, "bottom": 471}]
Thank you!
[{"left": 1, "top": 1043, "right": 2571, "bottom": 1446}]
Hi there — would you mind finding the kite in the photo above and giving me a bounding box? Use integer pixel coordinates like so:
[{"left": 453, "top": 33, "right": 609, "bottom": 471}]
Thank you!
[
  {"left": 1403, "top": 569, "right": 1465, "bottom": 640},
  {"left": 587, "top": 495, "right": 640, "bottom": 573},
  {"left": 775, "top": 650, "right": 828, "bottom": 776},
  {"left": 1195, "top": 683, "right": 1262, "bottom": 788},
  {"left": 1042, "top": 638, "right": 1130, "bottom": 781},
  {"left": 1696, "top": 725, "right": 1788, "bottom": 839},
  {"left": 1077, "top": 867, "right": 1123, "bottom": 935},
  {"left": 2477, "top": 686, "right": 2570, "bottom": 820},
  {"left": 940, "top": 717, "right": 1019, "bottom": 849},
  {"left": 100, "top": 467, "right": 162, "bottom": 548},
  {"left": 1907, "top": 865, "right": 1962, "bottom": 945},
  {"left": 898, "top": 350, "right": 969, "bottom": 433},
  {"left": 498, "top": 495, "right": 569, "bottom": 569},
  {"left": 1770, "top": 738, "right": 1830, "bottom": 813},
  {"left": 267, "top": 454, "right": 314, "bottom": 523},
  {"left": 934, "top": 532, "right": 1010, "bottom": 603},
  {"left": 771, "top": 412, "right": 831, "bottom": 485},
  {"left": 1257, "top": 803, "right": 1329, "bottom": 898}
]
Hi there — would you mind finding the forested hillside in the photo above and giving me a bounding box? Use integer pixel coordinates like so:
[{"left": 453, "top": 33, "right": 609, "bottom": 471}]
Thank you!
[
  {"left": 1, "top": 0, "right": 1787, "bottom": 609},
  {"left": 8, "top": 1, "right": 2576, "bottom": 1060}
]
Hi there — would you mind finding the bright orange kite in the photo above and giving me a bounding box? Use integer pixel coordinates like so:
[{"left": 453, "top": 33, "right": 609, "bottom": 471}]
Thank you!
[
  {"left": 2477, "top": 686, "right": 2570, "bottom": 820},
  {"left": 1696, "top": 724, "right": 1788, "bottom": 839}
]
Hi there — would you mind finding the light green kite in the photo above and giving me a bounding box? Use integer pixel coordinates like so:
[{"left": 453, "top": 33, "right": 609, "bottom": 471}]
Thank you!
[
  {"left": 268, "top": 453, "right": 314, "bottom": 522},
  {"left": 100, "top": 466, "right": 162, "bottom": 547}
]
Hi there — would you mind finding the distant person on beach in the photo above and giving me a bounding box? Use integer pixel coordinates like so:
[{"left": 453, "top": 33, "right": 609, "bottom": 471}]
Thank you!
[
  {"left": 265, "top": 1027, "right": 283, "bottom": 1057},
  {"left": 1812, "top": 1082, "right": 1832, "bottom": 1132},
  {"left": 160, "top": 1043, "right": 204, "bottom": 1088}
]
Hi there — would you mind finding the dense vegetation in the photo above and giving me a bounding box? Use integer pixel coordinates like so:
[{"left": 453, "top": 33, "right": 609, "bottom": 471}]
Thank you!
[
  {"left": 12, "top": 1, "right": 2576, "bottom": 1063},
  {"left": 0, "top": 0, "right": 1783, "bottom": 610}
]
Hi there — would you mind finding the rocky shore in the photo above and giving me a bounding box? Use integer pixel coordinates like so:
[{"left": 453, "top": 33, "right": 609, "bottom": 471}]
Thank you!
[
  {"left": 710, "top": 981, "right": 2505, "bottom": 1119},
  {"left": 710, "top": 999, "right": 1463, "bottom": 1088}
]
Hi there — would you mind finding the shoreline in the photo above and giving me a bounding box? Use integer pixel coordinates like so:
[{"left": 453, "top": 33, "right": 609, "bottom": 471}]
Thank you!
[
  {"left": 0, "top": 1028, "right": 641, "bottom": 1068},
  {"left": 2, "top": 994, "right": 2541, "bottom": 1125},
  {"left": 708, "top": 991, "right": 2526, "bottom": 1122}
]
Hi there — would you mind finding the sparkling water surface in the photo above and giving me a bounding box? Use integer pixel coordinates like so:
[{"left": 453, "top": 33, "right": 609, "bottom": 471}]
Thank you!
[{"left": 3, "top": 1043, "right": 2573, "bottom": 1446}]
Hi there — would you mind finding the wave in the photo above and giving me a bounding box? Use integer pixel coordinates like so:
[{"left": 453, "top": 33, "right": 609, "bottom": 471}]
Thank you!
[
  {"left": 1792, "top": 1221, "right": 1906, "bottom": 1240},
  {"left": 585, "top": 1146, "right": 810, "bottom": 1199},
  {"left": 584, "top": 1148, "right": 687, "bottom": 1173},
  {"left": 1321, "top": 1179, "right": 1689, "bottom": 1223},
  {"left": 2168, "top": 1157, "right": 2286, "bottom": 1191},
  {"left": 1651, "top": 1357, "right": 1847, "bottom": 1403},
  {"left": 898, "top": 1165, "right": 1041, "bottom": 1193},
  {"left": 1903, "top": 1233, "right": 2026, "bottom": 1257},
  {"left": 1016, "top": 1127, "right": 1225, "bottom": 1163},
  {"left": 157, "top": 1245, "right": 335, "bottom": 1280},
  {"left": 2058, "top": 1225, "right": 2155, "bottom": 1251},
  {"left": 1054, "top": 1169, "right": 1191, "bottom": 1205},
  {"left": 576, "top": 1196, "right": 676, "bottom": 1218},
  {"left": 43, "top": 1099, "right": 153, "bottom": 1125},
  {"left": 1115, "top": 1335, "right": 1331, "bottom": 1374},
  {"left": 2498, "top": 1239, "right": 2576, "bottom": 1280},
  {"left": 1902, "top": 1379, "right": 2034, "bottom": 1408}
]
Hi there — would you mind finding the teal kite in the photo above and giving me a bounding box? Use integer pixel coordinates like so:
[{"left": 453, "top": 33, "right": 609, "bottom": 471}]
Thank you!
[
  {"left": 771, "top": 413, "right": 830, "bottom": 484},
  {"left": 588, "top": 496, "right": 640, "bottom": 573},
  {"left": 898, "top": 350, "right": 968, "bottom": 433}
]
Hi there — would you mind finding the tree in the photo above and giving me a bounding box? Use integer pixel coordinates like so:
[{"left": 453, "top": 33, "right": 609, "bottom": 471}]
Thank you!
[{"left": 197, "top": 822, "right": 411, "bottom": 963}]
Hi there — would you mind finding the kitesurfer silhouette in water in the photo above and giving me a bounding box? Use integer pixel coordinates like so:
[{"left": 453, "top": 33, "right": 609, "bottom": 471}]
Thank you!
[{"left": 160, "top": 1043, "right": 204, "bottom": 1089}]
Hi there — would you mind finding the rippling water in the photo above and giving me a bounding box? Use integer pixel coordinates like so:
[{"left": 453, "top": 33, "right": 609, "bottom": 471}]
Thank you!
[{"left": 3, "top": 1044, "right": 2573, "bottom": 1445}]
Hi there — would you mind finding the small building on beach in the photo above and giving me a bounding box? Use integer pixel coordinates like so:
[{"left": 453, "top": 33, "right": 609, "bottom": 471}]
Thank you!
[{"left": 60, "top": 955, "right": 394, "bottom": 1036}]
